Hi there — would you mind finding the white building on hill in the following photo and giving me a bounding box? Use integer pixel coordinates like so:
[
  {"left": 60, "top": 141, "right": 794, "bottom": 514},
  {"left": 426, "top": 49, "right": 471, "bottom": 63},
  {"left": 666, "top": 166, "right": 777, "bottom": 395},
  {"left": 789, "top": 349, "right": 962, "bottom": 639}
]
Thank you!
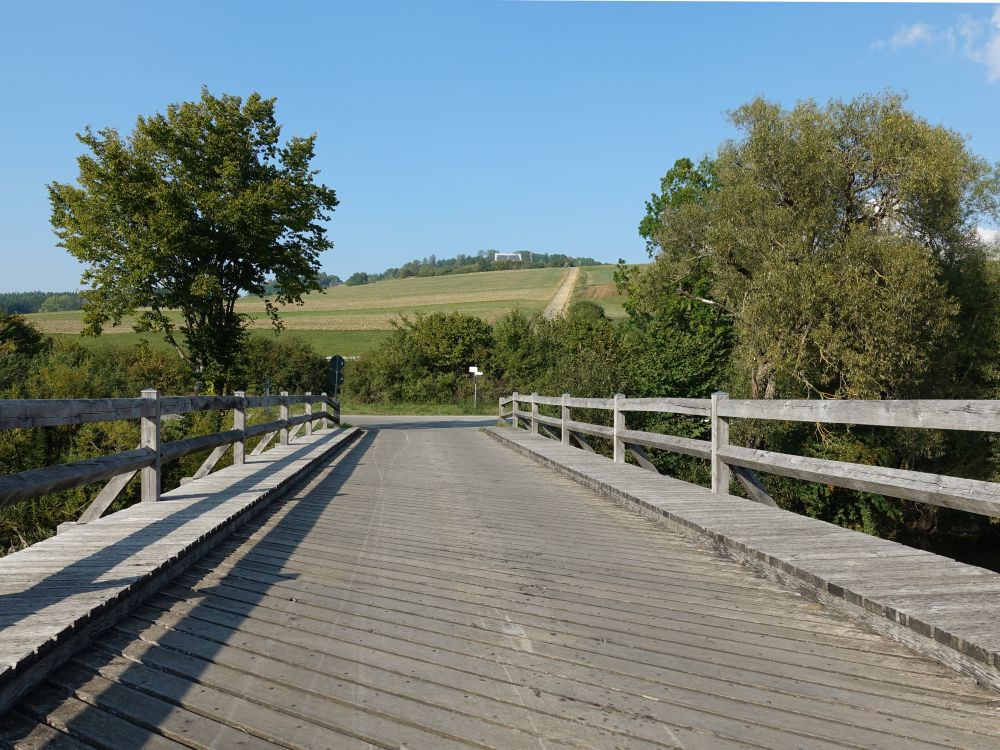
[{"left": 494, "top": 252, "right": 522, "bottom": 262}]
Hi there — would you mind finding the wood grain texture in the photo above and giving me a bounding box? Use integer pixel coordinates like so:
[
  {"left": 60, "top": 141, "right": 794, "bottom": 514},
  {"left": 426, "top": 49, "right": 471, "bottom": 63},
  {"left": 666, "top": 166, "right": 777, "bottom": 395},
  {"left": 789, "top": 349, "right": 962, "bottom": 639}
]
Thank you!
[
  {"left": 0, "top": 399, "right": 149, "bottom": 431},
  {"left": 0, "top": 427, "right": 362, "bottom": 720},
  {"left": 7, "top": 418, "right": 1000, "bottom": 749},
  {"left": 718, "top": 444, "right": 1000, "bottom": 517},
  {"left": 718, "top": 398, "right": 1000, "bottom": 432},
  {"left": 486, "top": 426, "right": 1000, "bottom": 695}
]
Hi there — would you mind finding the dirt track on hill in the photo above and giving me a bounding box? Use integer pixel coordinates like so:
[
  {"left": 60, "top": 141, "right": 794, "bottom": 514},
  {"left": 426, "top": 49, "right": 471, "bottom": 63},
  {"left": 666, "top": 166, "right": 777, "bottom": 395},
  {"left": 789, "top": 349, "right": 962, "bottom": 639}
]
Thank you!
[{"left": 542, "top": 266, "right": 580, "bottom": 319}]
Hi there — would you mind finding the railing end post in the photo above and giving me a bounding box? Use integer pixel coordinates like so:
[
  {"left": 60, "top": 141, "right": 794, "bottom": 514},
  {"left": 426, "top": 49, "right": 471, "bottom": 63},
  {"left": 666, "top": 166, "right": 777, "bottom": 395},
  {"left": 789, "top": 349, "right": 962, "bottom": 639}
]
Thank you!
[
  {"left": 512, "top": 391, "right": 520, "bottom": 429},
  {"left": 304, "top": 391, "right": 313, "bottom": 437},
  {"left": 530, "top": 392, "right": 539, "bottom": 435},
  {"left": 280, "top": 390, "right": 290, "bottom": 445}
]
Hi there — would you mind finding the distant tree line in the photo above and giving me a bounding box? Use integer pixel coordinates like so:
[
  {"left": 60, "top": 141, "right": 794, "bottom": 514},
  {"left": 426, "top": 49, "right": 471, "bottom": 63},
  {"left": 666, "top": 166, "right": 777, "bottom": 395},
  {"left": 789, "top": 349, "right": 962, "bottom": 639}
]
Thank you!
[
  {"left": 260, "top": 271, "right": 342, "bottom": 297},
  {"left": 0, "top": 291, "right": 85, "bottom": 314},
  {"left": 343, "top": 251, "right": 601, "bottom": 286}
]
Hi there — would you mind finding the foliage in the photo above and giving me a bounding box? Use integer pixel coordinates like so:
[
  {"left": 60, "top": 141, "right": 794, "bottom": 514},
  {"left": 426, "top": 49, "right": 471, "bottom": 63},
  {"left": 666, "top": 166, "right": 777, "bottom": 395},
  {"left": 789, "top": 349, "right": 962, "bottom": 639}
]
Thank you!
[
  {"left": 0, "top": 317, "right": 333, "bottom": 555},
  {"left": 342, "top": 251, "right": 603, "bottom": 286},
  {"left": 0, "top": 291, "right": 83, "bottom": 314},
  {"left": 49, "top": 88, "right": 339, "bottom": 391}
]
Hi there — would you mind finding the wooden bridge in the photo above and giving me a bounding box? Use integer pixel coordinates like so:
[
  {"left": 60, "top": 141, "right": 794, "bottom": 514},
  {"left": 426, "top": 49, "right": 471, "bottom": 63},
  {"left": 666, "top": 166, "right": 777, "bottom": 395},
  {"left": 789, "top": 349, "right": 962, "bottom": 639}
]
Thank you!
[{"left": 2, "top": 392, "right": 1000, "bottom": 748}]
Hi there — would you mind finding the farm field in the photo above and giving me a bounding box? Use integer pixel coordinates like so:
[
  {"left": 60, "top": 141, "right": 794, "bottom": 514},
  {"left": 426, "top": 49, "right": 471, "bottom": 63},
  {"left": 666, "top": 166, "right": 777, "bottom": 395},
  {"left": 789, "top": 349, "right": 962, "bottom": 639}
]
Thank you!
[{"left": 27, "top": 266, "right": 631, "bottom": 356}]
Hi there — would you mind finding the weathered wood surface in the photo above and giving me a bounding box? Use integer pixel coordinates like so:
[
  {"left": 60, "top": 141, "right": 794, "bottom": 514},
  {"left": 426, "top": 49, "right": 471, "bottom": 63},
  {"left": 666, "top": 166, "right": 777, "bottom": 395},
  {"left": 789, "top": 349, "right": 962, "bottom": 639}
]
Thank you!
[
  {"left": 619, "top": 427, "right": 711, "bottom": 459},
  {"left": 0, "top": 449, "right": 156, "bottom": 510},
  {"left": 160, "top": 429, "right": 243, "bottom": 464},
  {"left": 75, "top": 468, "right": 139, "bottom": 525},
  {"left": 488, "top": 425, "right": 1000, "bottom": 696},
  {"left": 5, "top": 416, "right": 1000, "bottom": 748},
  {"left": 0, "top": 399, "right": 148, "bottom": 431},
  {"left": 718, "top": 444, "right": 1000, "bottom": 518},
  {"left": 619, "top": 396, "right": 711, "bottom": 416},
  {"left": 159, "top": 395, "right": 241, "bottom": 416},
  {"left": 0, "top": 426, "right": 361, "bottom": 720},
  {"left": 719, "top": 398, "right": 1000, "bottom": 432}
]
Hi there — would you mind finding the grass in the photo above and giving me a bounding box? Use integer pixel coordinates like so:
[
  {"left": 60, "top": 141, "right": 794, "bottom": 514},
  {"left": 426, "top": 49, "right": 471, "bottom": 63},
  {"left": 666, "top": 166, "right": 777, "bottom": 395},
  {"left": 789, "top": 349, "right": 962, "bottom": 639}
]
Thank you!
[
  {"left": 340, "top": 400, "right": 498, "bottom": 416},
  {"left": 26, "top": 265, "right": 635, "bottom": 357},
  {"left": 574, "top": 265, "right": 628, "bottom": 319}
]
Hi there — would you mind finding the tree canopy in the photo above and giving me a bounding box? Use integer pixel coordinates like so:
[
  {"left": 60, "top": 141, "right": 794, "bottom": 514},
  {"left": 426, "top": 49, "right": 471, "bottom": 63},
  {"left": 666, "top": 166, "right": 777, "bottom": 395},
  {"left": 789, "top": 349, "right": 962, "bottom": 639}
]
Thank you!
[
  {"left": 640, "top": 92, "right": 1000, "bottom": 401},
  {"left": 49, "top": 88, "right": 339, "bottom": 390}
]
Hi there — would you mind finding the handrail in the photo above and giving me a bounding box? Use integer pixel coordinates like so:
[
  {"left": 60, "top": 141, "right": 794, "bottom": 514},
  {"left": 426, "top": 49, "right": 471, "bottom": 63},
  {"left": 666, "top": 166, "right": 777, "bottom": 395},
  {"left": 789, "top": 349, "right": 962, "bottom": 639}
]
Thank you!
[
  {"left": 500, "top": 390, "right": 1000, "bottom": 518},
  {"left": 0, "top": 388, "right": 341, "bottom": 524}
]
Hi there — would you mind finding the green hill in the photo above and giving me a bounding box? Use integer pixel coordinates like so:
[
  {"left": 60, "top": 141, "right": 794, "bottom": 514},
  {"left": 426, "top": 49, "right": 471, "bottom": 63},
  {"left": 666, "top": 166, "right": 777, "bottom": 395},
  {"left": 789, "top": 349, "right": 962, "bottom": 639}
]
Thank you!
[{"left": 25, "top": 265, "right": 628, "bottom": 357}]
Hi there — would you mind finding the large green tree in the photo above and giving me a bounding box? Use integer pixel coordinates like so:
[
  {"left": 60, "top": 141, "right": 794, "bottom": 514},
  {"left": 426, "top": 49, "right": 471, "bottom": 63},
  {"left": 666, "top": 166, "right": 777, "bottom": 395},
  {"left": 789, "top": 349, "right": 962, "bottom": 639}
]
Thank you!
[
  {"left": 49, "top": 88, "right": 339, "bottom": 390},
  {"left": 646, "top": 92, "right": 1000, "bottom": 401}
]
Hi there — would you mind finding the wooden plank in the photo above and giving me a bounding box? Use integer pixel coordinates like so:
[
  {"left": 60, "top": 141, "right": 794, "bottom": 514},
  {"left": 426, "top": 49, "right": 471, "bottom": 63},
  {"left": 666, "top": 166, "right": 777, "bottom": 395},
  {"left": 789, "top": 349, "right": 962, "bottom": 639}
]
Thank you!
[
  {"left": 625, "top": 444, "right": 659, "bottom": 472},
  {"left": 717, "top": 444, "right": 1000, "bottom": 518},
  {"left": 520, "top": 394, "right": 563, "bottom": 406},
  {"left": 533, "top": 413, "right": 562, "bottom": 429},
  {"left": 564, "top": 396, "right": 614, "bottom": 410},
  {"left": 618, "top": 397, "right": 711, "bottom": 416},
  {"left": 0, "top": 448, "right": 155, "bottom": 510},
  {"left": 159, "top": 395, "right": 240, "bottom": 415},
  {"left": 160, "top": 429, "right": 242, "bottom": 464},
  {"left": 250, "top": 431, "right": 278, "bottom": 456},
  {"left": 619, "top": 428, "right": 711, "bottom": 459},
  {"left": 244, "top": 420, "right": 283, "bottom": 439},
  {"left": 718, "top": 398, "right": 1000, "bottom": 432},
  {"left": 0, "top": 398, "right": 147, "bottom": 430},
  {"left": 191, "top": 443, "right": 231, "bottom": 480},
  {"left": 732, "top": 466, "right": 778, "bottom": 508},
  {"left": 564, "top": 418, "right": 613, "bottom": 439},
  {"left": 76, "top": 468, "right": 139, "bottom": 525}
]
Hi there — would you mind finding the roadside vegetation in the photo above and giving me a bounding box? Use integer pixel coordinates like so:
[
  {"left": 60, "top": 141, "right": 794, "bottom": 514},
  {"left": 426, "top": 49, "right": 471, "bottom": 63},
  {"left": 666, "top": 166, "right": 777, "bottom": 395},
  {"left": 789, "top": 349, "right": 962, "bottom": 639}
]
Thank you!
[{"left": 347, "top": 91, "right": 1000, "bottom": 565}]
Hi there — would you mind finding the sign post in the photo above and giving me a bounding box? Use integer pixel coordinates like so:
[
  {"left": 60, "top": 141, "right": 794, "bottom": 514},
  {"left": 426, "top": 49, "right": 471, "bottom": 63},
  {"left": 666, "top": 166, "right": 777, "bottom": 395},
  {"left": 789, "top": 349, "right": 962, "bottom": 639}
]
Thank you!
[{"left": 468, "top": 366, "right": 483, "bottom": 410}]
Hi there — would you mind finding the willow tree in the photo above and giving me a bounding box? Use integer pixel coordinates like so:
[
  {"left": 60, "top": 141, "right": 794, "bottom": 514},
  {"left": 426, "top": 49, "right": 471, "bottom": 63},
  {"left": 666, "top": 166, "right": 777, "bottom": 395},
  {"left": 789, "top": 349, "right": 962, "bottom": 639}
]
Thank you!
[
  {"left": 49, "top": 88, "right": 339, "bottom": 391},
  {"left": 645, "top": 92, "right": 1000, "bottom": 402}
]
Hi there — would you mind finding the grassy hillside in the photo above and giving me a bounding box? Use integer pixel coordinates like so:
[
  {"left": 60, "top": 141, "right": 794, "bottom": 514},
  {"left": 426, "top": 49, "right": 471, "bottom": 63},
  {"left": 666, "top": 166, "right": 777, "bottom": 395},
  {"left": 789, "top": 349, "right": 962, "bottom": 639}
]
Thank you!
[{"left": 29, "top": 265, "right": 636, "bottom": 356}]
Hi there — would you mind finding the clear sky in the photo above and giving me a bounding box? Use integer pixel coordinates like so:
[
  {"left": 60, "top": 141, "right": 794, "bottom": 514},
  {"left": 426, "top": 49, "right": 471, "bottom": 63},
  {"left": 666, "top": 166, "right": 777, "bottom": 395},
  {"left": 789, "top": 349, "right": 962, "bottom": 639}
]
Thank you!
[{"left": 1, "top": 1, "right": 998, "bottom": 292}]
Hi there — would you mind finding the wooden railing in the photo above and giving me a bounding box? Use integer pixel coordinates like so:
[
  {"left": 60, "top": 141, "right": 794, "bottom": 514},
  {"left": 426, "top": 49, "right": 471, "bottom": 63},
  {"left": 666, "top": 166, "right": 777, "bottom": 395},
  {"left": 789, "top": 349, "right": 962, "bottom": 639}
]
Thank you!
[
  {"left": 499, "top": 391, "right": 1000, "bottom": 518},
  {"left": 0, "top": 390, "right": 340, "bottom": 526}
]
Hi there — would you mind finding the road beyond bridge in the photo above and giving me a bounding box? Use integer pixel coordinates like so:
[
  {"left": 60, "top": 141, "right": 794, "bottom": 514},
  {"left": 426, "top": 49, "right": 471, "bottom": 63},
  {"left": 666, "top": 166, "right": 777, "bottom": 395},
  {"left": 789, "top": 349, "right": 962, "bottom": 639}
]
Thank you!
[{"left": 3, "top": 415, "right": 1000, "bottom": 748}]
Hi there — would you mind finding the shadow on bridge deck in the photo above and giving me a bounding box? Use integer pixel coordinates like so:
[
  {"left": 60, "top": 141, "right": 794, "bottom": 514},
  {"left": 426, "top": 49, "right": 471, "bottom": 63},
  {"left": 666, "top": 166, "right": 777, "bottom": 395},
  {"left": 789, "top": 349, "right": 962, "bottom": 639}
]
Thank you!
[{"left": 3, "top": 423, "right": 1000, "bottom": 749}]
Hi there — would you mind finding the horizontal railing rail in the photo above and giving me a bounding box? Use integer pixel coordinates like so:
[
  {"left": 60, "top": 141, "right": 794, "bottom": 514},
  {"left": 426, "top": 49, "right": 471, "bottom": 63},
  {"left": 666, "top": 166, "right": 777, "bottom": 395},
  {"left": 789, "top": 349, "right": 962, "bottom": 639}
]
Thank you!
[
  {"left": 500, "top": 390, "right": 1000, "bottom": 518},
  {"left": 0, "top": 388, "right": 341, "bottom": 526}
]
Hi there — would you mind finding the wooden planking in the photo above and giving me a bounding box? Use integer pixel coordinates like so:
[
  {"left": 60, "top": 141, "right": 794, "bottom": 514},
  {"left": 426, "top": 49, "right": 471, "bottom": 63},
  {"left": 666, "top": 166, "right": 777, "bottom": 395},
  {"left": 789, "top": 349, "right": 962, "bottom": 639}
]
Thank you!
[
  {"left": 0, "top": 449, "right": 155, "bottom": 511},
  {"left": 719, "top": 398, "right": 1000, "bottom": 432},
  {"left": 0, "top": 399, "right": 148, "bottom": 431},
  {"left": 564, "top": 418, "right": 613, "bottom": 439},
  {"left": 0, "top": 426, "right": 361, "bottom": 719},
  {"left": 6, "top": 417, "right": 1000, "bottom": 748},
  {"left": 619, "top": 397, "right": 711, "bottom": 416},
  {"left": 487, "top": 426, "right": 1000, "bottom": 694},
  {"left": 158, "top": 395, "right": 240, "bottom": 416},
  {"left": 718, "top": 444, "right": 1000, "bottom": 518},
  {"left": 619, "top": 427, "right": 711, "bottom": 459},
  {"left": 564, "top": 396, "right": 614, "bottom": 409},
  {"left": 159, "top": 429, "right": 243, "bottom": 464}
]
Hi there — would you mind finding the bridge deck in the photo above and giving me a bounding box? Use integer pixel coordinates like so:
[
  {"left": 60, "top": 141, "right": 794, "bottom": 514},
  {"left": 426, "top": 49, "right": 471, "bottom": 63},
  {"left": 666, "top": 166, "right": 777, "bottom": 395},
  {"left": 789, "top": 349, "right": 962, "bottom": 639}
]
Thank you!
[{"left": 2, "top": 417, "right": 1000, "bottom": 748}]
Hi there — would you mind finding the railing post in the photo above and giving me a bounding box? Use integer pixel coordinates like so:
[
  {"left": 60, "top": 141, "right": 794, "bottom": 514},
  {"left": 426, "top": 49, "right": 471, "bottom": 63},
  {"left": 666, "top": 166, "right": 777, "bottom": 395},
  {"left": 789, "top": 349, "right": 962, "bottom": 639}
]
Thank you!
[
  {"left": 321, "top": 392, "right": 329, "bottom": 430},
  {"left": 334, "top": 395, "right": 341, "bottom": 426},
  {"left": 711, "top": 391, "right": 731, "bottom": 494},
  {"left": 511, "top": 391, "right": 520, "bottom": 429},
  {"left": 140, "top": 389, "right": 161, "bottom": 502},
  {"left": 498, "top": 396, "right": 504, "bottom": 423},
  {"left": 233, "top": 390, "right": 246, "bottom": 466},
  {"left": 280, "top": 391, "right": 289, "bottom": 445},
  {"left": 304, "top": 392, "right": 313, "bottom": 437},
  {"left": 561, "top": 393, "right": 571, "bottom": 446},
  {"left": 530, "top": 392, "right": 539, "bottom": 435},
  {"left": 613, "top": 393, "right": 626, "bottom": 463}
]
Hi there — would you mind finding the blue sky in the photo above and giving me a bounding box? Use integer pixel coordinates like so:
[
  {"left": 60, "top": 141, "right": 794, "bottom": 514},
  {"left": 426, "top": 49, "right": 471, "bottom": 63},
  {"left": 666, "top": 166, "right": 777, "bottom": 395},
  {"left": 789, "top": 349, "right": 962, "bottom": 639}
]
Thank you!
[{"left": 1, "top": 1, "right": 999, "bottom": 292}]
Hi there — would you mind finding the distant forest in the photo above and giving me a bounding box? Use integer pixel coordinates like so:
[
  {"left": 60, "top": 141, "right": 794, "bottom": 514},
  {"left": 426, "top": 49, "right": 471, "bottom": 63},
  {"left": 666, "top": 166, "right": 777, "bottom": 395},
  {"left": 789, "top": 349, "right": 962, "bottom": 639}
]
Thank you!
[
  {"left": 343, "top": 251, "right": 602, "bottom": 286},
  {"left": 0, "top": 291, "right": 85, "bottom": 314}
]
